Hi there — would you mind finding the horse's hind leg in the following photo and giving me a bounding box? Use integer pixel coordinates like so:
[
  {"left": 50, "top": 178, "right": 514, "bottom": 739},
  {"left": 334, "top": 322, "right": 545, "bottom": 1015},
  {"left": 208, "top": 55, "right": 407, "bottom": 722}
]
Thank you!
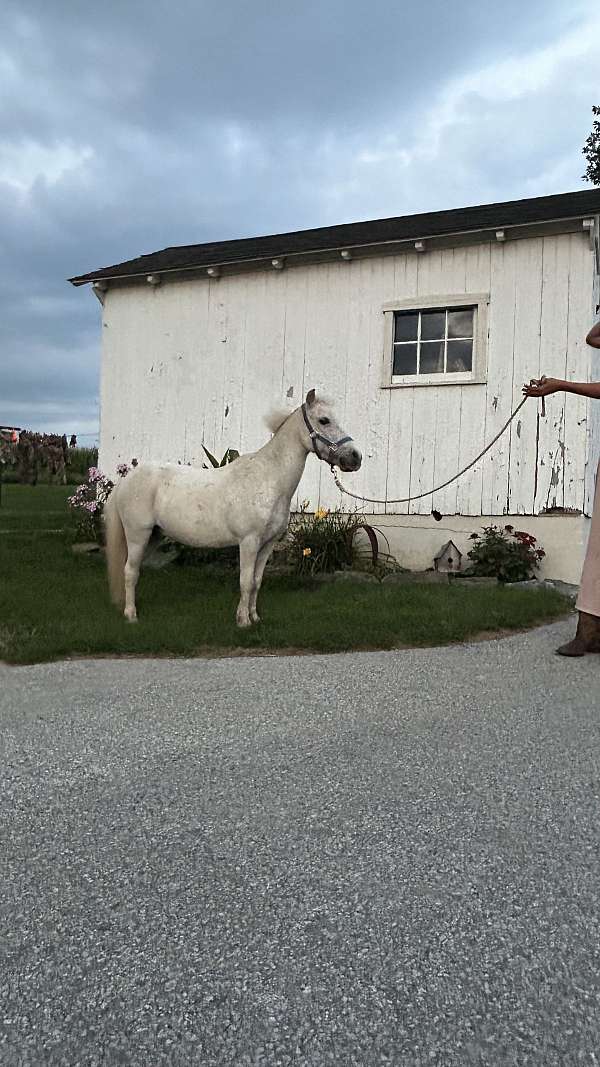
[{"left": 123, "top": 527, "right": 153, "bottom": 623}]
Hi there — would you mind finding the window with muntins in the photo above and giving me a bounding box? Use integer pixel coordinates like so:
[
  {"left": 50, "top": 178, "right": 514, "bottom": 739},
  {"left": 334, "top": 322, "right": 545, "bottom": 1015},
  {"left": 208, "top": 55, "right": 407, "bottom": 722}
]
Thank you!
[{"left": 392, "top": 306, "right": 474, "bottom": 378}]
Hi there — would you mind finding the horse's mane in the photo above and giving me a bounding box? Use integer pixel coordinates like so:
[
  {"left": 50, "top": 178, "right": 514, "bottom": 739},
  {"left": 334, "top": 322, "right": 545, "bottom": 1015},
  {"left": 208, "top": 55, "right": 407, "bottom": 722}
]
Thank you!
[
  {"left": 264, "top": 395, "right": 332, "bottom": 435},
  {"left": 264, "top": 407, "right": 294, "bottom": 434}
]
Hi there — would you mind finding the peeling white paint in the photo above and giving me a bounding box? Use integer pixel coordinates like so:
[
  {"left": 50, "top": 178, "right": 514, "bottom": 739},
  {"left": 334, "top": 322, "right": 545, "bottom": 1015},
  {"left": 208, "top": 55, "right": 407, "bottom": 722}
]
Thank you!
[{"left": 99, "top": 232, "right": 596, "bottom": 521}]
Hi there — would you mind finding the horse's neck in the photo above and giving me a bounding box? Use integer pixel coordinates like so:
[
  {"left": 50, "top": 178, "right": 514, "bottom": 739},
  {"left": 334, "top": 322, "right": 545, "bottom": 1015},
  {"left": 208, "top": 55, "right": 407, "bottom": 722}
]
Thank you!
[{"left": 259, "top": 412, "right": 309, "bottom": 499}]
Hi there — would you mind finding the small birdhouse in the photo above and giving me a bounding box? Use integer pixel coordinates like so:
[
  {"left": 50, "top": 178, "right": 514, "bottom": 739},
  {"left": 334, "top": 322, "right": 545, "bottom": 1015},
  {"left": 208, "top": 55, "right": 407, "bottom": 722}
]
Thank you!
[{"left": 434, "top": 540, "right": 462, "bottom": 573}]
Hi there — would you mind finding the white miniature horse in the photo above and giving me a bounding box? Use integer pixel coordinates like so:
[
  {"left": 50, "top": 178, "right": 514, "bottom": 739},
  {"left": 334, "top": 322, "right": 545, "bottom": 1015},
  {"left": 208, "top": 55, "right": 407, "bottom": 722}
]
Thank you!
[{"left": 104, "top": 390, "right": 362, "bottom": 628}]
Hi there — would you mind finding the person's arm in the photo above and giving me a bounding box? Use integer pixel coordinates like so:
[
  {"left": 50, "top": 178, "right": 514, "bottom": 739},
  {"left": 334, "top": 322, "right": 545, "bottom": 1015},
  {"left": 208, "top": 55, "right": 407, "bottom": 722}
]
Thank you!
[
  {"left": 523, "top": 320, "right": 600, "bottom": 399},
  {"left": 523, "top": 378, "right": 600, "bottom": 400},
  {"left": 587, "top": 320, "right": 600, "bottom": 349}
]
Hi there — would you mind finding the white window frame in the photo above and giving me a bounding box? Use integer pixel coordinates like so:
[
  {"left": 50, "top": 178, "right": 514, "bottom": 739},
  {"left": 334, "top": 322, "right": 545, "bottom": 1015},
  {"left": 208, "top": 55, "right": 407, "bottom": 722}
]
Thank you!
[{"left": 381, "top": 293, "right": 489, "bottom": 388}]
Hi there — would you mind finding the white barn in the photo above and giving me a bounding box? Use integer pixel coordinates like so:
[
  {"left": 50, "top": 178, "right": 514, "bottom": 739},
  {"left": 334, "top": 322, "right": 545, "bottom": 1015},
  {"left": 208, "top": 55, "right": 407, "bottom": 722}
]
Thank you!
[{"left": 71, "top": 190, "right": 600, "bottom": 584}]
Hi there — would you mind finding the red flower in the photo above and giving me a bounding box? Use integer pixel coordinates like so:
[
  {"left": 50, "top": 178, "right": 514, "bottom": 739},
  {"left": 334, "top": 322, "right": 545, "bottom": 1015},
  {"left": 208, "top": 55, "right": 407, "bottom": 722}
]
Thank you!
[{"left": 515, "top": 530, "right": 536, "bottom": 546}]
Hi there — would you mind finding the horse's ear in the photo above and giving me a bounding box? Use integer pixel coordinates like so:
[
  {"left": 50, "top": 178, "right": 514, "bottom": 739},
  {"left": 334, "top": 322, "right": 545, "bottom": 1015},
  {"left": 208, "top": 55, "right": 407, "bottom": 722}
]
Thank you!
[{"left": 305, "top": 388, "right": 316, "bottom": 407}]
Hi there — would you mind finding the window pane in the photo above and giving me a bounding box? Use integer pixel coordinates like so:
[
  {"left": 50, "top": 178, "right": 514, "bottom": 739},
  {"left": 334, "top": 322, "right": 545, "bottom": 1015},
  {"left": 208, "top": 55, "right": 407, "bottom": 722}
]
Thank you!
[
  {"left": 394, "top": 312, "right": 418, "bottom": 342},
  {"left": 420, "top": 310, "right": 445, "bottom": 341},
  {"left": 419, "top": 340, "right": 444, "bottom": 374},
  {"left": 447, "top": 308, "right": 474, "bottom": 338},
  {"left": 446, "top": 339, "right": 473, "bottom": 372},
  {"left": 393, "top": 343, "right": 417, "bottom": 375}
]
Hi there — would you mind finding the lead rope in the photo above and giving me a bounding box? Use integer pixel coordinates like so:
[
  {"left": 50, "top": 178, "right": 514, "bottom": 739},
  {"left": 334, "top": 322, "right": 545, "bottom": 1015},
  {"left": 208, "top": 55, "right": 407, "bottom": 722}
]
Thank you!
[{"left": 331, "top": 394, "right": 535, "bottom": 507}]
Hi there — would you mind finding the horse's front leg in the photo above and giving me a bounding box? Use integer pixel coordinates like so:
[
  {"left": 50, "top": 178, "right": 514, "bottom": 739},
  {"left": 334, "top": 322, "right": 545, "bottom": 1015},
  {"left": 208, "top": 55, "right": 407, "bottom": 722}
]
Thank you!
[
  {"left": 249, "top": 538, "right": 278, "bottom": 624},
  {"left": 237, "top": 537, "right": 260, "bottom": 628}
]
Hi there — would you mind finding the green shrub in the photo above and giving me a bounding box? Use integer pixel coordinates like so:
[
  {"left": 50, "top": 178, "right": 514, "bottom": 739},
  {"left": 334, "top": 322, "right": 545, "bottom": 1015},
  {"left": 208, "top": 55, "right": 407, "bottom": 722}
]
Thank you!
[
  {"left": 286, "top": 504, "right": 379, "bottom": 576},
  {"left": 66, "top": 447, "right": 99, "bottom": 483},
  {"left": 466, "top": 524, "right": 545, "bottom": 583}
]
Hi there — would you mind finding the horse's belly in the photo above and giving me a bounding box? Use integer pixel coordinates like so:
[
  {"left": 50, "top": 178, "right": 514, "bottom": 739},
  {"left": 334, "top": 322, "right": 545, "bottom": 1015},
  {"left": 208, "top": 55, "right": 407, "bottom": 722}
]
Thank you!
[{"left": 154, "top": 488, "right": 236, "bottom": 548}]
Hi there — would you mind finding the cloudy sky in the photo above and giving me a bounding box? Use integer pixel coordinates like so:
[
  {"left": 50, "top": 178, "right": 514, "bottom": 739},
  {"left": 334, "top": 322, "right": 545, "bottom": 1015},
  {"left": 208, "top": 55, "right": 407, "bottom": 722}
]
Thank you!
[{"left": 0, "top": 0, "right": 598, "bottom": 440}]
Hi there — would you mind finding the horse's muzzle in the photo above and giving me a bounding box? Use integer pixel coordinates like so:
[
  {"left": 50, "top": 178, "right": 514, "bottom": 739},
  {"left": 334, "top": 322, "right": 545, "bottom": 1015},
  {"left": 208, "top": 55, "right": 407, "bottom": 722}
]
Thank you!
[{"left": 338, "top": 447, "right": 362, "bottom": 473}]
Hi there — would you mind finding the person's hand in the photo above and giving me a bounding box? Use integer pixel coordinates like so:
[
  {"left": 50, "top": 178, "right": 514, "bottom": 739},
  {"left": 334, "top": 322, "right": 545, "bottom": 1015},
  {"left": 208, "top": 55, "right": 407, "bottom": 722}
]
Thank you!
[{"left": 522, "top": 376, "right": 561, "bottom": 398}]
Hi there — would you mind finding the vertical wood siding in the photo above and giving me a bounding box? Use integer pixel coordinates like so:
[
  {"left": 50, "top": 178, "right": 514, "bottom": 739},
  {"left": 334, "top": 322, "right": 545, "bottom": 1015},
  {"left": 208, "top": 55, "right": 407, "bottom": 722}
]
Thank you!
[{"left": 100, "top": 233, "right": 595, "bottom": 516}]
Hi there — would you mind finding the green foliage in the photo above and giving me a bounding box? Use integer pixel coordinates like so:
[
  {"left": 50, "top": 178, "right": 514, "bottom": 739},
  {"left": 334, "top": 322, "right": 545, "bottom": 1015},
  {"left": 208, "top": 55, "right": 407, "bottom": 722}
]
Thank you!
[
  {"left": 466, "top": 524, "right": 545, "bottom": 583},
  {"left": 202, "top": 445, "right": 240, "bottom": 468},
  {"left": 66, "top": 447, "right": 99, "bottom": 484},
  {"left": 286, "top": 503, "right": 379, "bottom": 575},
  {"left": 582, "top": 105, "right": 600, "bottom": 186},
  {"left": 0, "top": 439, "right": 99, "bottom": 486}
]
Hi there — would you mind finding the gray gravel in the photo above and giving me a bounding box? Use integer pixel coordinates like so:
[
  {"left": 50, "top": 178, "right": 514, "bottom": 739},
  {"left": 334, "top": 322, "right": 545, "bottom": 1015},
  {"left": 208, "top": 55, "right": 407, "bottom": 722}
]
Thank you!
[{"left": 2, "top": 620, "right": 600, "bottom": 1066}]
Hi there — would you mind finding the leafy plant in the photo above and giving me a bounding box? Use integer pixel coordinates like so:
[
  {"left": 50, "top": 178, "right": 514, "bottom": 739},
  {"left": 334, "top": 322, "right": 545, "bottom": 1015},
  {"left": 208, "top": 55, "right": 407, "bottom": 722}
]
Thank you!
[
  {"left": 582, "top": 105, "right": 600, "bottom": 186},
  {"left": 466, "top": 524, "right": 545, "bottom": 583},
  {"left": 202, "top": 445, "right": 240, "bottom": 468},
  {"left": 286, "top": 503, "right": 379, "bottom": 576}
]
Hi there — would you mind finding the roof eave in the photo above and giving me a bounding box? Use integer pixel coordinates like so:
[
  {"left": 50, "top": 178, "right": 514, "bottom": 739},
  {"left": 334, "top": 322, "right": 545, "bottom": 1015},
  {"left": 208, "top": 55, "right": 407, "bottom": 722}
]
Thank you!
[{"left": 68, "top": 211, "right": 598, "bottom": 288}]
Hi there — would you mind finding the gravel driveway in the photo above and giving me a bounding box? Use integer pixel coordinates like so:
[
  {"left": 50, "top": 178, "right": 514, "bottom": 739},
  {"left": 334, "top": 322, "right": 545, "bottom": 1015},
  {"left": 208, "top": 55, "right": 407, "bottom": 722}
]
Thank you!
[{"left": 2, "top": 619, "right": 600, "bottom": 1066}]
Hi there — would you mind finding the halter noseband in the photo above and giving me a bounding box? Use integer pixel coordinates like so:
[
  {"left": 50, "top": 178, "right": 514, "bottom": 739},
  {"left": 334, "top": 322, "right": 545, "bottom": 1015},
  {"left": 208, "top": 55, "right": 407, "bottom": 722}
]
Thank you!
[{"left": 301, "top": 403, "right": 353, "bottom": 462}]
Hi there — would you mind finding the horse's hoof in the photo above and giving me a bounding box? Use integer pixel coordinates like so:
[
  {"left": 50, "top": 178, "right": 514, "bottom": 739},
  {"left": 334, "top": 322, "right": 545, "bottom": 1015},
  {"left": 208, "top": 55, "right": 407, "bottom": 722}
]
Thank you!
[
  {"left": 250, "top": 614, "right": 261, "bottom": 625},
  {"left": 236, "top": 616, "right": 252, "bottom": 629},
  {"left": 124, "top": 613, "right": 138, "bottom": 624}
]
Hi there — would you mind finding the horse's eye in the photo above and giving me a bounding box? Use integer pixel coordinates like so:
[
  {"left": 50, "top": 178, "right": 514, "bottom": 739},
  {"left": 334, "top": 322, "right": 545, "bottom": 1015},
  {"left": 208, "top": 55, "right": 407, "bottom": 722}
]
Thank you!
[{"left": 318, "top": 417, "right": 330, "bottom": 426}]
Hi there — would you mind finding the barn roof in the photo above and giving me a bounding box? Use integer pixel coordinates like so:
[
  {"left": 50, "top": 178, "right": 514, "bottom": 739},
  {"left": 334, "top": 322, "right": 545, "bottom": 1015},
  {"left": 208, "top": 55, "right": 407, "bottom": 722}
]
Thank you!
[{"left": 69, "top": 189, "right": 600, "bottom": 286}]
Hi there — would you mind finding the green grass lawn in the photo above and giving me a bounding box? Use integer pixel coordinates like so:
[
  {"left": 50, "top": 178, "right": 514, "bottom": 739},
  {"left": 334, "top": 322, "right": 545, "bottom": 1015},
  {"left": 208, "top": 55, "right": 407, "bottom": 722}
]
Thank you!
[
  {"left": 0, "top": 485, "right": 571, "bottom": 665},
  {"left": 0, "top": 483, "right": 74, "bottom": 532}
]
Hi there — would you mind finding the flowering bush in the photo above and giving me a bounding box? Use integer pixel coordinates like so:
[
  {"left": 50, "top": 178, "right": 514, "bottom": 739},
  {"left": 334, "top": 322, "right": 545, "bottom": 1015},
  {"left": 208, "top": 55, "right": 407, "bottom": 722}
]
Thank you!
[
  {"left": 67, "top": 461, "right": 135, "bottom": 542},
  {"left": 466, "top": 524, "right": 546, "bottom": 583},
  {"left": 286, "top": 502, "right": 379, "bottom": 576}
]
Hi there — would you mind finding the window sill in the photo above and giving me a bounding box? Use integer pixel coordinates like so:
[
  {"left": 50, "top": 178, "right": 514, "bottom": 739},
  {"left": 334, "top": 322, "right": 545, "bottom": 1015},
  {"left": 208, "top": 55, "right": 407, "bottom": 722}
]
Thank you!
[{"left": 382, "top": 376, "right": 487, "bottom": 389}]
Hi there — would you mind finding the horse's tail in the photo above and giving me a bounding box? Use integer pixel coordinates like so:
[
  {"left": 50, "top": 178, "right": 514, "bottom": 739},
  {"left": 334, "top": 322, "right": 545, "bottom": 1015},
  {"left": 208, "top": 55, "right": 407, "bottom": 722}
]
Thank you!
[{"left": 104, "top": 490, "right": 127, "bottom": 607}]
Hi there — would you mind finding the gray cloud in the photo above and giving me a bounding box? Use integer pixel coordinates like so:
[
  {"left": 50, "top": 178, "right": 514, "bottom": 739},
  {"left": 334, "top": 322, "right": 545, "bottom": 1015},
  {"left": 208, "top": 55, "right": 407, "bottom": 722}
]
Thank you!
[{"left": 0, "top": 0, "right": 597, "bottom": 436}]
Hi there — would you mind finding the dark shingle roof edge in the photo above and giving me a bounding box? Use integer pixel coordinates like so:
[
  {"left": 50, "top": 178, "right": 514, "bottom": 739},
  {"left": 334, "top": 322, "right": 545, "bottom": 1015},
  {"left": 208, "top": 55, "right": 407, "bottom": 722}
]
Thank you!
[{"left": 69, "top": 189, "right": 600, "bottom": 285}]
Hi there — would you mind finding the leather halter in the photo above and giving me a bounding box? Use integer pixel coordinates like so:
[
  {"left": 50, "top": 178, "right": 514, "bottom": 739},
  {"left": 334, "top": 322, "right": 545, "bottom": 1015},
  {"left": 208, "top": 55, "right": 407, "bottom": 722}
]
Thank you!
[{"left": 301, "top": 403, "right": 353, "bottom": 462}]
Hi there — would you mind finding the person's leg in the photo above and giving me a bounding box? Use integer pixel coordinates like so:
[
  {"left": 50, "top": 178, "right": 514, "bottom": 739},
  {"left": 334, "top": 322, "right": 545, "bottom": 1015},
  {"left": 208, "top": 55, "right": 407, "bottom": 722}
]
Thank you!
[{"left": 557, "top": 462, "right": 600, "bottom": 656}]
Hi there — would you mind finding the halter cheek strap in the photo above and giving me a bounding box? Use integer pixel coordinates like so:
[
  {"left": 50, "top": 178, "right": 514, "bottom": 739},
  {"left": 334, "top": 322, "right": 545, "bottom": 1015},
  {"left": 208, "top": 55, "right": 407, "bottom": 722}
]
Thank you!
[{"left": 301, "top": 403, "right": 353, "bottom": 461}]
